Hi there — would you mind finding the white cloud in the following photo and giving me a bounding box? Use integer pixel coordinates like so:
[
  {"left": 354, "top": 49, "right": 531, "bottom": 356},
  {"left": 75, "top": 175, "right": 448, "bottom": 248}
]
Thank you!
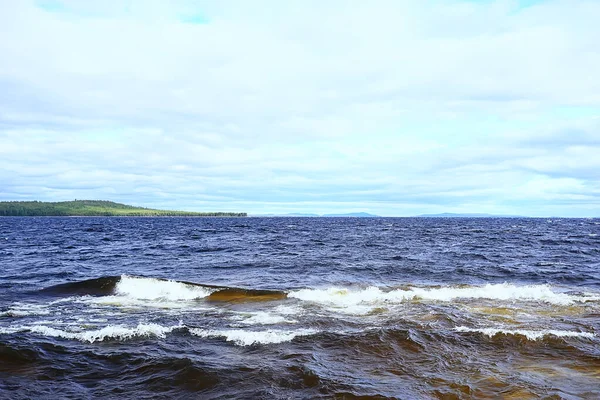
[{"left": 0, "top": 0, "right": 599, "bottom": 216}]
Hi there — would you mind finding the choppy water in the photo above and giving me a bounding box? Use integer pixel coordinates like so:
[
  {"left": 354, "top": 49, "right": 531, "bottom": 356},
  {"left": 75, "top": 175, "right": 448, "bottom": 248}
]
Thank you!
[{"left": 1, "top": 217, "right": 599, "bottom": 399}]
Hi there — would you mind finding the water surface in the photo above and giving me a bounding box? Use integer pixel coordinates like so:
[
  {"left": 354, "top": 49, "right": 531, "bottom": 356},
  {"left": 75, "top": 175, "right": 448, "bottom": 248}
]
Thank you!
[{"left": 1, "top": 217, "right": 599, "bottom": 399}]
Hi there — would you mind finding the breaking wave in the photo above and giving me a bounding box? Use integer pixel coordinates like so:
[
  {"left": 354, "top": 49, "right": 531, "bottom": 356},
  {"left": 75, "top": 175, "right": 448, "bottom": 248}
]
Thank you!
[
  {"left": 114, "top": 275, "right": 213, "bottom": 301},
  {"left": 189, "top": 328, "right": 318, "bottom": 346},
  {"left": 0, "top": 322, "right": 184, "bottom": 343},
  {"left": 454, "top": 326, "right": 596, "bottom": 341},
  {"left": 38, "top": 275, "right": 286, "bottom": 303},
  {"left": 231, "top": 311, "right": 297, "bottom": 325},
  {"left": 0, "top": 303, "right": 52, "bottom": 317},
  {"left": 0, "top": 322, "right": 318, "bottom": 346},
  {"left": 288, "top": 283, "right": 600, "bottom": 306},
  {"left": 39, "top": 276, "right": 600, "bottom": 309}
]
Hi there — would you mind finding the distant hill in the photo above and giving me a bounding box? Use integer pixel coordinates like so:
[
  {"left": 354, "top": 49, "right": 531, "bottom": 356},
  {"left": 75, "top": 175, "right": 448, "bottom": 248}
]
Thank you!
[
  {"left": 284, "top": 213, "right": 320, "bottom": 217},
  {"left": 416, "top": 212, "right": 523, "bottom": 218},
  {"left": 0, "top": 200, "right": 246, "bottom": 217},
  {"left": 251, "top": 212, "right": 380, "bottom": 218},
  {"left": 322, "top": 212, "right": 380, "bottom": 217}
]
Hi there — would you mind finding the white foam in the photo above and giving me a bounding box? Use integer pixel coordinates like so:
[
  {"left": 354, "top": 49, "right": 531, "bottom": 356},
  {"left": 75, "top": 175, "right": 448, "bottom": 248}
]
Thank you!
[
  {"left": 189, "top": 328, "right": 318, "bottom": 346},
  {"left": 273, "top": 304, "right": 304, "bottom": 316},
  {"left": 288, "top": 284, "right": 599, "bottom": 308},
  {"left": 0, "top": 322, "right": 183, "bottom": 343},
  {"left": 81, "top": 295, "right": 212, "bottom": 310},
  {"left": 289, "top": 287, "right": 383, "bottom": 310},
  {"left": 454, "top": 326, "right": 596, "bottom": 340},
  {"left": 0, "top": 303, "right": 51, "bottom": 317},
  {"left": 114, "top": 275, "right": 213, "bottom": 301},
  {"left": 0, "top": 327, "right": 21, "bottom": 334},
  {"left": 232, "top": 311, "right": 296, "bottom": 325}
]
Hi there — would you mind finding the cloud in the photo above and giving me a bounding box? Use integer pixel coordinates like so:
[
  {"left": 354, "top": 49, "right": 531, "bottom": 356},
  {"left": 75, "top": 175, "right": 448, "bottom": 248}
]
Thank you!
[{"left": 0, "top": 0, "right": 599, "bottom": 216}]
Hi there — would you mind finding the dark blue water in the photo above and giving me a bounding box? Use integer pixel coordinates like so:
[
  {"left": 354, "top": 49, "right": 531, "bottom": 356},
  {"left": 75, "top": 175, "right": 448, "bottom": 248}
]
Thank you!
[{"left": 1, "top": 217, "right": 599, "bottom": 399}]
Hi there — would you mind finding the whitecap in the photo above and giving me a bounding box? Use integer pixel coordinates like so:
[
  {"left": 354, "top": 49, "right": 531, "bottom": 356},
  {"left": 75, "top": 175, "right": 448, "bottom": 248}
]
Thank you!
[
  {"left": 0, "top": 322, "right": 183, "bottom": 343},
  {"left": 189, "top": 328, "right": 318, "bottom": 346},
  {"left": 232, "top": 311, "right": 296, "bottom": 325},
  {"left": 114, "top": 275, "right": 213, "bottom": 301},
  {"left": 0, "top": 303, "right": 52, "bottom": 317},
  {"left": 454, "top": 326, "right": 595, "bottom": 340},
  {"left": 288, "top": 283, "right": 599, "bottom": 308},
  {"left": 80, "top": 295, "right": 213, "bottom": 310},
  {"left": 273, "top": 304, "right": 304, "bottom": 316}
]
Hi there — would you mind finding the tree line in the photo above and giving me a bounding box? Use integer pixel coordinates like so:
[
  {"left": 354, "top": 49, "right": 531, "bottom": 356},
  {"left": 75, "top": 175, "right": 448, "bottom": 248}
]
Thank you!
[{"left": 0, "top": 201, "right": 246, "bottom": 217}]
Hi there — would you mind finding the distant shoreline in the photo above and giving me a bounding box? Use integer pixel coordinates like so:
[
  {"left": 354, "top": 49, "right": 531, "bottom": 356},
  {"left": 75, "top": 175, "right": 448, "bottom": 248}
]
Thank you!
[
  {"left": 0, "top": 200, "right": 246, "bottom": 217},
  {"left": 0, "top": 215, "right": 248, "bottom": 218}
]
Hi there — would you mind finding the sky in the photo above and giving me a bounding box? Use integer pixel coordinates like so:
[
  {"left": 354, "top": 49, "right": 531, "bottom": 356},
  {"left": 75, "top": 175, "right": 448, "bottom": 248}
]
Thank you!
[{"left": 0, "top": 0, "right": 599, "bottom": 217}]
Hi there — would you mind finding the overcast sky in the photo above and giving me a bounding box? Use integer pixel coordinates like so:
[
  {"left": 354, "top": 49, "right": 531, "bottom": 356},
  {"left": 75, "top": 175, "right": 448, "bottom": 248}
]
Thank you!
[{"left": 1, "top": 0, "right": 599, "bottom": 216}]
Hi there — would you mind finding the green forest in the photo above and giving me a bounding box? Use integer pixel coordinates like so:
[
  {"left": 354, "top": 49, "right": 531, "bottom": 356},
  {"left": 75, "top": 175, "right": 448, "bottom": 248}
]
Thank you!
[{"left": 0, "top": 200, "right": 246, "bottom": 217}]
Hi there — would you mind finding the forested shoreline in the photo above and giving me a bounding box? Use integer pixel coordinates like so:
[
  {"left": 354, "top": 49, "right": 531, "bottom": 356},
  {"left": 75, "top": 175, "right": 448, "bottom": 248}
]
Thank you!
[{"left": 0, "top": 200, "right": 246, "bottom": 217}]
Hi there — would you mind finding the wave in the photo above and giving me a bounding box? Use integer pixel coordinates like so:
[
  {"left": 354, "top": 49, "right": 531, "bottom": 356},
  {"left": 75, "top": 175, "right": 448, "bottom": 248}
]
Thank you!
[
  {"left": 33, "top": 276, "right": 600, "bottom": 318},
  {"left": 454, "top": 326, "right": 596, "bottom": 341},
  {"left": 0, "top": 342, "right": 41, "bottom": 368},
  {"left": 1, "top": 321, "right": 317, "bottom": 346},
  {"left": 207, "top": 288, "right": 286, "bottom": 302},
  {"left": 38, "top": 275, "right": 286, "bottom": 303},
  {"left": 1, "top": 303, "right": 52, "bottom": 317},
  {"left": 0, "top": 322, "right": 184, "bottom": 343},
  {"left": 38, "top": 275, "right": 218, "bottom": 300},
  {"left": 288, "top": 283, "right": 600, "bottom": 307},
  {"left": 189, "top": 328, "right": 318, "bottom": 346},
  {"left": 114, "top": 275, "right": 213, "bottom": 301},
  {"left": 231, "top": 311, "right": 298, "bottom": 325},
  {"left": 38, "top": 276, "right": 121, "bottom": 296}
]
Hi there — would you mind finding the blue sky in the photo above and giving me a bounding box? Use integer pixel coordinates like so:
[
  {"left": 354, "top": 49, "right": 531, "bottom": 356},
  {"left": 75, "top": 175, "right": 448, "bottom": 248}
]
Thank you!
[{"left": 0, "top": 0, "right": 599, "bottom": 216}]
